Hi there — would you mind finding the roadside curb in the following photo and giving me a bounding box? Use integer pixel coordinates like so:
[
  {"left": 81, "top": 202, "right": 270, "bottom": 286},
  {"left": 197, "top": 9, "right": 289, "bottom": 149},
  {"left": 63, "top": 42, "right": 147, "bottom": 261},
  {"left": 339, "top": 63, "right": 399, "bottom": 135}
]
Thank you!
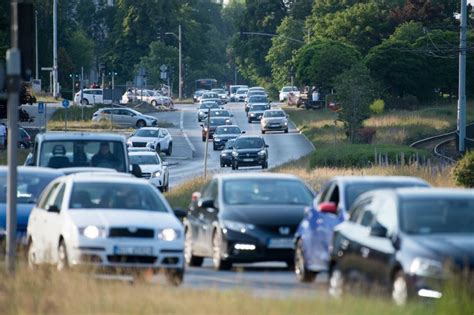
[
  {"left": 291, "top": 121, "right": 316, "bottom": 151},
  {"left": 180, "top": 110, "right": 196, "bottom": 158}
]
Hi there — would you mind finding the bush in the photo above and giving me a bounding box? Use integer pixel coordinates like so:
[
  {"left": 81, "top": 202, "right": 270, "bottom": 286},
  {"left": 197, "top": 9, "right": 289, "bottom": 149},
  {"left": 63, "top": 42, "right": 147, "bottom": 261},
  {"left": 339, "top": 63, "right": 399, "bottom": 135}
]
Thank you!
[
  {"left": 309, "top": 144, "right": 429, "bottom": 168},
  {"left": 50, "top": 105, "right": 107, "bottom": 121},
  {"left": 369, "top": 99, "right": 384, "bottom": 115},
  {"left": 452, "top": 151, "right": 474, "bottom": 187},
  {"left": 355, "top": 127, "right": 377, "bottom": 144}
]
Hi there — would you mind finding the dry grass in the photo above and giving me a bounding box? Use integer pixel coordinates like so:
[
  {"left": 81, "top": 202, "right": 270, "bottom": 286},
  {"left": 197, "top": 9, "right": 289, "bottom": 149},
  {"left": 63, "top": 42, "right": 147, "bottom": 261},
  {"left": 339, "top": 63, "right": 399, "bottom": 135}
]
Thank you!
[
  {"left": 165, "top": 177, "right": 209, "bottom": 209},
  {"left": 0, "top": 149, "right": 30, "bottom": 165},
  {"left": 47, "top": 120, "right": 173, "bottom": 132}
]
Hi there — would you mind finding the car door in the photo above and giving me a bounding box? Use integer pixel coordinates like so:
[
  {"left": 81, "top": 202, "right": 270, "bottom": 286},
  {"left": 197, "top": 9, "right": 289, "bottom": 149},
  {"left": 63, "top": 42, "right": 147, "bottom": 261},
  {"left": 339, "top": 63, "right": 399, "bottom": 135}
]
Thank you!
[
  {"left": 42, "top": 182, "right": 66, "bottom": 263},
  {"left": 95, "top": 90, "right": 103, "bottom": 103},
  {"left": 195, "top": 180, "right": 218, "bottom": 256},
  {"left": 158, "top": 129, "right": 169, "bottom": 151},
  {"left": 190, "top": 182, "right": 212, "bottom": 255},
  {"left": 201, "top": 180, "right": 218, "bottom": 253}
]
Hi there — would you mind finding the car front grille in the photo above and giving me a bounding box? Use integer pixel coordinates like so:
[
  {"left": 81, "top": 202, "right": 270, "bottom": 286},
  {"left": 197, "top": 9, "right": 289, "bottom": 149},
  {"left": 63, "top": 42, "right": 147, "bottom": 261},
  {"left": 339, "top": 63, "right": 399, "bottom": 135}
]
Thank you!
[
  {"left": 258, "top": 225, "right": 297, "bottom": 236},
  {"left": 109, "top": 228, "right": 155, "bottom": 238},
  {"left": 141, "top": 172, "right": 152, "bottom": 179},
  {"left": 132, "top": 142, "right": 147, "bottom": 147},
  {"left": 107, "top": 255, "right": 157, "bottom": 264}
]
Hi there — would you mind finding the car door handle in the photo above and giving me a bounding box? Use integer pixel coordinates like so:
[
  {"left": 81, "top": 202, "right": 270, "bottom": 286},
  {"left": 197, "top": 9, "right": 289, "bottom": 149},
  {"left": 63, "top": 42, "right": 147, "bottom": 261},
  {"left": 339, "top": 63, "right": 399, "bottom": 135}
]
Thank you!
[{"left": 361, "top": 247, "right": 370, "bottom": 258}]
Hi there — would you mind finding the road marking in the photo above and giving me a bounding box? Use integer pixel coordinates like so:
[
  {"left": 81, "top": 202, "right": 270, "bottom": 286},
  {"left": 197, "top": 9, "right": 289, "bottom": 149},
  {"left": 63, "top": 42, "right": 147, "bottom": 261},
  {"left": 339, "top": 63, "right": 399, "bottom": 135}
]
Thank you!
[{"left": 180, "top": 109, "right": 196, "bottom": 157}]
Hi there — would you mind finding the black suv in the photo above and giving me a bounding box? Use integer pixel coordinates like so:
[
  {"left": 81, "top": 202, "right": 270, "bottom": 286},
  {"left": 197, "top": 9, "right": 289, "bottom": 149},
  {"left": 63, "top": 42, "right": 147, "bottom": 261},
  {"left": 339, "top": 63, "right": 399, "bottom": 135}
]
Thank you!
[{"left": 231, "top": 136, "right": 268, "bottom": 170}]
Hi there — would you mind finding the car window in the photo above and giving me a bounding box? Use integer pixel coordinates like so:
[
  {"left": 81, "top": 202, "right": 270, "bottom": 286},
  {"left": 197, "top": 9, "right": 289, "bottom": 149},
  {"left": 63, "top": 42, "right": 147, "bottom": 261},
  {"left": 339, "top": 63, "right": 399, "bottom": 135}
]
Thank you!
[
  {"left": 38, "top": 182, "right": 60, "bottom": 210},
  {"left": 374, "top": 196, "right": 398, "bottom": 235},
  {"left": 349, "top": 198, "right": 371, "bottom": 222},
  {"left": 358, "top": 202, "right": 376, "bottom": 227},
  {"left": 52, "top": 184, "right": 66, "bottom": 210},
  {"left": 135, "top": 129, "right": 158, "bottom": 137},
  {"left": 201, "top": 180, "right": 216, "bottom": 200},
  {"left": 327, "top": 184, "right": 340, "bottom": 206},
  {"left": 233, "top": 137, "right": 264, "bottom": 149},
  {"left": 317, "top": 182, "right": 333, "bottom": 204},
  {"left": 129, "top": 154, "right": 160, "bottom": 165}
]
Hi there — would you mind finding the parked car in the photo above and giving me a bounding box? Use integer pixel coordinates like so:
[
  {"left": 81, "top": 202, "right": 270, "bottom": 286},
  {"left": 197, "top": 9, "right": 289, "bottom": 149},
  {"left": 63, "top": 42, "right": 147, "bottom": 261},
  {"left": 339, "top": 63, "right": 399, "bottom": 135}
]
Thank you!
[
  {"left": 245, "top": 95, "right": 269, "bottom": 114},
  {"left": 129, "top": 150, "right": 169, "bottom": 192},
  {"left": 294, "top": 176, "right": 430, "bottom": 283},
  {"left": 92, "top": 107, "right": 158, "bottom": 128},
  {"left": 279, "top": 86, "right": 299, "bottom": 102},
  {"left": 74, "top": 89, "right": 103, "bottom": 105},
  {"left": 0, "top": 167, "right": 63, "bottom": 248},
  {"left": 201, "top": 117, "right": 232, "bottom": 142},
  {"left": 24, "top": 132, "right": 141, "bottom": 177},
  {"left": 247, "top": 104, "right": 269, "bottom": 123},
  {"left": 229, "top": 85, "right": 248, "bottom": 102},
  {"left": 197, "top": 102, "right": 221, "bottom": 122},
  {"left": 26, "top": 173, "right": 185, "bottom": 284},
  {"left": 5, "top": 127, "right": 33, "bottom": 148},
  {"left": 211, "top": 88, "right": 229, "bottom": 103},
  {"left": 219, "top": 139, "right": 235, "bottom": 167},
  {"left": 184, "top": 173, "right": 315, "bottom": 270},
  {"left": 231, "top": 136, "right": 269, "bottom": 170},
  {"left": 127, "top": 127, "right": 173, "bottom": 156},
  {"left": 212, "top": 125, "right": 243, "bottom": 150},
  {"left": 260, "top": 109, "right": 289, "bottom": 133},
  {"left": 329, "top": 188, "right": 474, "bottom": 305},
  {"left": 235, "top": 88, "right": 249, "bottom": 102}
]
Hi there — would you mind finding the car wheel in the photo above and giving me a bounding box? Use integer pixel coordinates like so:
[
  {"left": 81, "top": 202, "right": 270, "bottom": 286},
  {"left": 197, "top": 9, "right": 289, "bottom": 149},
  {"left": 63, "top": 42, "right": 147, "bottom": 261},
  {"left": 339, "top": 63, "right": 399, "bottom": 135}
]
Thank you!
[
  {"left": 213, "top": 143, "right": 217, "bottom": 151},
  {"left": 202, "top": 136, "right": 206, "bottom": 142},
  {"left": 81, "top": 98, "right": 89, "bottom": 106},
  {"left": 164, "top": 268, "right": 184, "bottom": 286},
  {"left": 392, "top": 271, "right": 409, "bottom": 306},
  {"left": 262, "top": 161, "right": 268, "bottom": 169},
  {"left": 295, "top": 238, "right": 317, "bottom": 283},
  {"left": 284, "top": 128, "right": 288, "bottom": 133},
  {"left": 151, "top": 100, "right": 158, "bottom": 107},
  {"left": 27, "top": 239, "right": 36, "bottom": 269},
  {"left": 231, "top": 162, "right": 236, "bottom": 170},
  {"left": 329, "top": 264, "right": 345, "bottom": 298},
  {"left": 156, "top": 144, "right": 161, "bottom": 154},
  {"left": 136, "top": 120, "right": 146, "bottom": 128},
  {"left": 166, "top": 143, "right": 173, "bottom": 156},
  {"left": 57, "top": 240, "right": 69, "bottom": 271},
  {"left": 232, "top": 161, "right": 238, "bottom": 170},
  {"left": 184, "top": 228, "right": 204, "bottom": 267},
  {"left": 220, "top": 162, "right": 225, "bottom": 168},
  {"left": 212, "top": 230, "right": 232, "bottom": 271},
  {"left": 248, "top": 119, "right": 251, "bottom": 123}
]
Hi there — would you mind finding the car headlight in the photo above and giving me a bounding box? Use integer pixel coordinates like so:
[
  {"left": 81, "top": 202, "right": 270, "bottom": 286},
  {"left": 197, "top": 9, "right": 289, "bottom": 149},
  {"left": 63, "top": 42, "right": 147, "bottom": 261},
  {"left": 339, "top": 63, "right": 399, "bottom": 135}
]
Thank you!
[
  {"left": 127, "top": 140, "right": 132, "bottom": 146},
  {"left": 204, "top": 127, "right": 208, "bottom": 132},
  {"left": 223, "top": 220, "right": 255, "bottom": 233},
  {"left": 153, "top": 170, "right": 162, "bottom": 178},
  {"left": 258, "top": 150, "right": 266, "bottom": 156},
  {"left": 214, "top": 137, "right": 221, "bottom": 142},
  {"left": 232, "top": 151, "right": 238, "bottom": 157},
  {"left": 250, "top": 113, "right": 255, "bottom": 117},
  {"left": 221, "top": 153, "right": 227, "bottom": 157},
  {"left": 284, "top": 121, "right": 288, "bottom": 125},
  {"left": 158, "top": 228, "right": 180, "bottom": 241},
  {"left": 410, "top": 257, "right": 444, "bottom": 276},
  {"left": 79, "top": 226, "right": 106, "bottom": 239}
]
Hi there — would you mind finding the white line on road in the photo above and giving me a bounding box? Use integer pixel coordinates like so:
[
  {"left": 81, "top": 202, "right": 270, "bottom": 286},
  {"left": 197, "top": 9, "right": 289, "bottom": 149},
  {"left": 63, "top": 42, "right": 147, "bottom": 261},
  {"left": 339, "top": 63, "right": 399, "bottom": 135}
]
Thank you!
[{"left": 180, "top": 109, "right": 196, "bottom": 157}]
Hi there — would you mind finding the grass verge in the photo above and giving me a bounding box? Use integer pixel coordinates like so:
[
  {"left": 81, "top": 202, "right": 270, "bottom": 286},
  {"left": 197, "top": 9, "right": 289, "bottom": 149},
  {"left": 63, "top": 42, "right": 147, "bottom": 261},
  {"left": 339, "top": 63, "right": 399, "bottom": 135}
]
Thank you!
[
  {"left": 0, "top": 149, "right": 30, "bottom": 165},
  {"left": 165, "top": 177, "right": 208, "bottom": 209}
]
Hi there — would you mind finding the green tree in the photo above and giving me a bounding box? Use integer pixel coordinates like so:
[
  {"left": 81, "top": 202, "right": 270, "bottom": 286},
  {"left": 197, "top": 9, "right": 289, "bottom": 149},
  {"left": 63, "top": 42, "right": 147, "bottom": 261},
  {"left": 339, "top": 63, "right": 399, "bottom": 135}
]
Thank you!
[
  {"left": 294, "top": 39, "right": 360, "bottom": 92},
  {"left": 389, "top": 21, "right": 425, "bottom": 43},
  {"left": 334, "top": 63, "right": 376, "bottom": 143}
]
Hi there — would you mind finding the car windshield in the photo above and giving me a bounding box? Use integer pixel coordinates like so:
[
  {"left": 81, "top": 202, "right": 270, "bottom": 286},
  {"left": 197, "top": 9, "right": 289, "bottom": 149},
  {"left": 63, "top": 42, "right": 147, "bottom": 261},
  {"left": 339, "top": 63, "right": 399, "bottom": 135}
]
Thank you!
[
  {"left": 0, "top": 171, "right": 61, "bottom": 204},
  {"left": 203, "top": 93, "right": 219, "bottom": 99},
  {"left": 231, "top": 87, "right": 245, "bottom": 93},
  {"left": 400, "top": 197, "right": 474, "bottom": 235},
  {"left": 234, "top": 137, "right": 264, "bottom": 149},
  {"left": 200, "top": 103, "right": 219, "bottom": 109},
  {"left": 224, "top": 140, "right": 235, "bottom": 149},
  {"left": 346, "top": 182, "right": 427, "bottom": 209},
  {"left": 215, "top": 126, "right": 241, "bottom": 134},
  {"left": 39, "top": 140, "right": 127, "bottom": 172},
  {"left": 209, "top": 118, "right": 228, "bottom": 126},
  {"left": 250, "top": 105, "right": 267, "bottom": 111},
  {"left": 195, "top": 90, "right": 204, "bottom": 96},
  {"left": 236, "top": 89, "right": 248, "bottom": 94},
  {"left": 69, "top": 182, "right": 168, "bottom": 211},
  {"left": 129, "top": 154, "right": 160, "bottom": 165},
  {"left": 134, "top": 129, "right": 158, "bottom": 137},
  {"left": 223, "top": 179, "right": 313, "bottom": 206},
  {"left": 212, "top": 89, "right": 225, "bottom": 94},
  {"left": 264, "top": 111, "right": 285, "bottom": 117},
  {"left": 210, "top": 110, "right": 230, "bottom": 117},
  {"left": 249, "top": 96, "right": 267, "bottom": 103}
]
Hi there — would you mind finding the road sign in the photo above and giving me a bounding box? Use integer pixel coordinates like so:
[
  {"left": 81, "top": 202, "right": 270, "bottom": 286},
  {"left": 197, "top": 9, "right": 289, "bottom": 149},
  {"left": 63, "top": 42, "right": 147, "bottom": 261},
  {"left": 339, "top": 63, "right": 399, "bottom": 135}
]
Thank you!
[
  {"left": 62, "top": 99, "right": 70, "bottom": 108},
  {"left": 38, "top": 102, "right": 44, "bottom": 114},
  {"left": 160, "top": 64, "right": 168, "bottom": 72},
  {"left": 160, "top": 71, "right": 167, "bottom": 80}
]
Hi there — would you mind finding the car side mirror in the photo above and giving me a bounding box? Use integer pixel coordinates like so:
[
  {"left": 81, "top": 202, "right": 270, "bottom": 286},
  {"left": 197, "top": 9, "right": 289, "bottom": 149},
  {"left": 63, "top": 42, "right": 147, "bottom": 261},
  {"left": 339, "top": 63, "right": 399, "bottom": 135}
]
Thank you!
[
  {"left": 241, "top": 131, "right": 246, "bottom": 134},
  {"left": 200, "top": 124, "right": 204, "bottom": 128},
  {"left": 198, "top": 198, "right": 215, "bottom": 209},
  {"left": 265, "top": 144, "right": 269, "bottom": 148},
  {"left": 319, "top": 202, "right": 338, "bottom": 214},
  {"left": 370, "top": 222, "right": 388, "bottom": 238},
  {"left": 173, "top": 208, "right": 187, "bottom": 220},
  {"left": 47, "top": 205, "right": 60, "bottom": 213},
  {"left": 24, "top": 152, "right": 34, "bottom": 166},
  {"left": 131, "top": 164, "right": 142, "bottom": 177}
]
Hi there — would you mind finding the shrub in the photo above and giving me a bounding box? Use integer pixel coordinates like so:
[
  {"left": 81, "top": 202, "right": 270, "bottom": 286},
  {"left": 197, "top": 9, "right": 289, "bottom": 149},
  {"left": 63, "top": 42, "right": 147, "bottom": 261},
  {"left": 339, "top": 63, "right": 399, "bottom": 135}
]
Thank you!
[
  {"left": 452, "top": 151, "right": 474, "bottom": 187},
  {"left": 369, "top": 99, "right": 384, "bottom": 115}
]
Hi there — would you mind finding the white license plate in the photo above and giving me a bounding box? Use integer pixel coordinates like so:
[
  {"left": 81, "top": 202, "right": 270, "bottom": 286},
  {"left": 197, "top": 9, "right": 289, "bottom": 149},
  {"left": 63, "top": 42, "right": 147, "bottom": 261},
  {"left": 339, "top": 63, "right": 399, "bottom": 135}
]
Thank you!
[
  {"left": 267, "top": 238, "right": 294, "bottom": 249},
  {"left": 243, "top": 158, "right": 254, "bottom": 162},
  {"left": 114, "top": 246, "right": 153, "bottom": 256}
]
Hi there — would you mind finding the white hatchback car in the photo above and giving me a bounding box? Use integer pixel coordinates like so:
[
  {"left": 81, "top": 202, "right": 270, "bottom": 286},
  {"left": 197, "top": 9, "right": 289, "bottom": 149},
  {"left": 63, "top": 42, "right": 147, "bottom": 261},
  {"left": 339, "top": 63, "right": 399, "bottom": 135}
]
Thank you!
[
  {"left": 129, "top": 151, "right": 169, "bottom": 192},
  {"left": 91, "top": 107, "right": 158, "bottom": 128},
  {"left": 127, "top": 127, "right": 173, "bottom": 156},
  {"left": 26, "top": 174, "right": 185, "bottom": 284}
]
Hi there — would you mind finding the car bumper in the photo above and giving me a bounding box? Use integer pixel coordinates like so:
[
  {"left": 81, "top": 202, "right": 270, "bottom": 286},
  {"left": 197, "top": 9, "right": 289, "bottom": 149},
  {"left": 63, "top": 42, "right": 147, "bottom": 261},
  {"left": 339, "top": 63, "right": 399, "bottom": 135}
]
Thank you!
[
  {"left": 149, "top": 177, "right": 165, "bottom": 189},
  {"left": 69, "top": 238, "right": 184, "bottom": 271},
  {"left": 405, "top": 273, "right": 444, "bottom": 300},
  {"left": 213, "top": 139, "right": 229, "bottom": 149},
  {"left": 262, "top": 124, "right": 288, "bottom": 131},
  {"left": 221, "top": 229, "right": 294, "bottom": 263},
  {"left": 234, "top": 156, "right": 266, "bottom": 166},
  {"left": 248, "top": 115, "right": 263, "bottom": 121},
  {"left": 220, "top": 155, "right": 232, "bottom": 164}
]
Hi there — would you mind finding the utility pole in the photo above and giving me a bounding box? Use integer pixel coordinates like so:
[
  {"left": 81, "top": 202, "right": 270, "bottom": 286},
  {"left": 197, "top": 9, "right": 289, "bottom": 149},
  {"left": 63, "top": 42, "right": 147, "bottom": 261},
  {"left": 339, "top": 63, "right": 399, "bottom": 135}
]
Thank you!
[
  {"left": 178, "top": 24, "right": 182, "bottom": 100},
  {"left": 6, "top": 0, "right": 20, "bottom": 274},
  {"left": 35, "top": 10, "right": 38, "bottom": 80},
  {"left": 458, "top": 0, "right": 467, "bottom": 152},
  {"left": 203, "top": 108, "right": 210, "bottom": 178},
  {"left": 53, "top": 0, "right": 58, "bottom": 98}
]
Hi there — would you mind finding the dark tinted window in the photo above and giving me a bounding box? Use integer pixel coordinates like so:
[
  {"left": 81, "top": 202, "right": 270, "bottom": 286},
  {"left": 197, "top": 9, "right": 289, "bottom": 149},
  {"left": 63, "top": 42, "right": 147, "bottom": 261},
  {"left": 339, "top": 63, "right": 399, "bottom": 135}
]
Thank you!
[
  {"left": 234, "top": 137, "right": 264, "bottom": 149},
  {"left": 0, "top": 171, "right": 61, "bottom": 204},
  {"left": 129, "top": 154, "right": 160, "bottom": 165},
  {"left": 223, "top": 179, "right": 313, "bottom": 206},
  {"left": 209, "top": 118, "right": 228, "bottom": 126},
  {"left": 250, "top": 105, "right": 267, "bottom": 111},
  {"left": 400, "top": 197, "right": 474, "bottom": 234},
  {"left": 264, "top": 111, "right": 285, "bottom": 117},
  {"left": 135, "top": 129, "right": 158, "bottom": 137},
  {"left": 210, "top": 110, "right": 230, "bottom": 117},
  {"left": 215, "top": 126, "right": 241, "bottom": 135},
  {"left": 249, "top": 96, "right": 267, "bottom": 103}
]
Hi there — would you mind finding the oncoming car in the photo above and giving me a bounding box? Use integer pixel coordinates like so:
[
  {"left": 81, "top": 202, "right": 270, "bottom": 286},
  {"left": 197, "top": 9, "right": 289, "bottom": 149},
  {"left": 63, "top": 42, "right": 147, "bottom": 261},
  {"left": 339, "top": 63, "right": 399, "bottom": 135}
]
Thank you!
[
  {"left": 129, "top": 151, "right": 169, "bottom": 192},
  {"left": 26, "top": 174, "right": 185, "bottom": 285}
]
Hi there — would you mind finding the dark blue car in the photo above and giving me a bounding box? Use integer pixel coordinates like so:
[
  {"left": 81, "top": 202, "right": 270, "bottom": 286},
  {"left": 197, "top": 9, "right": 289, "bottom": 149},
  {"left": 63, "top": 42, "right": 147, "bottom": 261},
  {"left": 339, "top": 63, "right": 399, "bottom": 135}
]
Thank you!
[
  {"left": 0, "top": 167, "right": 63, "bottom": 247},
  {"left": 294, "top": 176, "right": 430, "bottom": 282}
]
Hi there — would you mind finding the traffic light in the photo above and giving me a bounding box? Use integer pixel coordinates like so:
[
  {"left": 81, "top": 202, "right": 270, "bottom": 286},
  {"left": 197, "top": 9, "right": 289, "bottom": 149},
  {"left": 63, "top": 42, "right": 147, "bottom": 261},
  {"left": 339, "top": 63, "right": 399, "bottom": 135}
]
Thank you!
[{"left": 18, "top": 2, "right": 35, "bottom": 81}]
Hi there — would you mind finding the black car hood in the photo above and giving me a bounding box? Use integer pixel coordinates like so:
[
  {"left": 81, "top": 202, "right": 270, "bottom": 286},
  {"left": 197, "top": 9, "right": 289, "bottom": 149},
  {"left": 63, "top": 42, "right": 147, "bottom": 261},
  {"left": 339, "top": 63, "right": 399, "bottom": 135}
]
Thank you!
[
  {"left": 221, "top": 204, "right": 305, "bottom": 227},
  {"left": 234, "top": 148, "right": 263, "bottom": 154},
  {"left": 405, "top": 234, "right": 474, "bottom": 267}
]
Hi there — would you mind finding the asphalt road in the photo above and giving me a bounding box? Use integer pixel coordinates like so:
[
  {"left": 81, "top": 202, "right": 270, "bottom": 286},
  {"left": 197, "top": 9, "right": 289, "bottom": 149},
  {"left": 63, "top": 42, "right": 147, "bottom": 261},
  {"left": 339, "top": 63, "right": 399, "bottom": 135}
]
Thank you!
[
  {"left": 146, "top": 102, "right": 323, "bottom": 295},
  {"left": 152, "top": 102, "right": 315, "bottom": 187}
]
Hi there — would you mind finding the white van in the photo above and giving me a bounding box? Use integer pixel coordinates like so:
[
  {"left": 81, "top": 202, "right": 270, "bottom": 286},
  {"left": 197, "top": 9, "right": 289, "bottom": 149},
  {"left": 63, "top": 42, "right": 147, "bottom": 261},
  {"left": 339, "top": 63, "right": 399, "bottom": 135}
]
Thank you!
[{"left": 74, "top": 89, "right": 104, "bottom": 105}]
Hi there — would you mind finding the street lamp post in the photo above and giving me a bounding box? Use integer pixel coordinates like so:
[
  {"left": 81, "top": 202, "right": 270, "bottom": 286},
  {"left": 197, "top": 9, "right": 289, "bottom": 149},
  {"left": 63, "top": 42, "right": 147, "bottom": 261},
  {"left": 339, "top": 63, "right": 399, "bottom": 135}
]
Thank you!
[
  {"left": 35, "top": 10, "right": 38, "bottom": 80},
  {"left": 165, "top": 24, "right": 183, "bottom": 100},
  {"left": 52, "top": 0, "right": 58, "bottom": 98}
]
